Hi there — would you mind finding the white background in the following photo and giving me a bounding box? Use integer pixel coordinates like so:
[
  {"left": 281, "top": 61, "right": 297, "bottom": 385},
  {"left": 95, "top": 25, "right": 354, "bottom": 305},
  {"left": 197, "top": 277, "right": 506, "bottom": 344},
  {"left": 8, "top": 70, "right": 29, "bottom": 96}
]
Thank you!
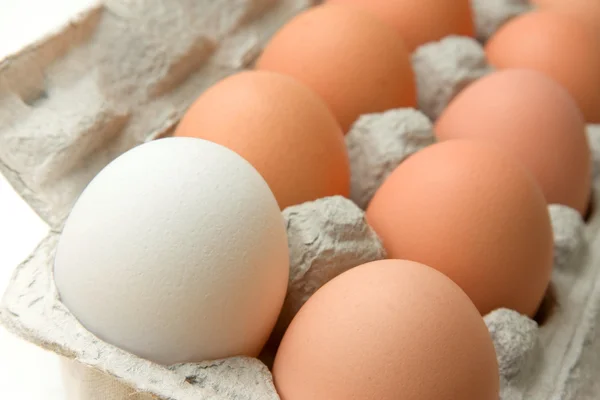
[{"left": 0, "top": 0, "right": 98, "bottom": 398}]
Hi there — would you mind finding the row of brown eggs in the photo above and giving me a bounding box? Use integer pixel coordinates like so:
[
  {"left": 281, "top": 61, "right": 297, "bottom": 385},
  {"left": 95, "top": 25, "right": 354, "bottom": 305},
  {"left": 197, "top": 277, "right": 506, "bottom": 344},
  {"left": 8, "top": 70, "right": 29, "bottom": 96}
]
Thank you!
[{"left": 168, "top": 1, "right": 600, "bottom": 399}]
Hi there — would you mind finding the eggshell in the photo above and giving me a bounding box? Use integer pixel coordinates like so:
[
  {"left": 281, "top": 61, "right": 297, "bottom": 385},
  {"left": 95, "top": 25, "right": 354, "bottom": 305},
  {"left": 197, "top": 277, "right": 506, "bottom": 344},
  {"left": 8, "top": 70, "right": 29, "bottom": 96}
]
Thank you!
[
  {"left": 327, "top": 0, "right": 475, "bottom": 52},
  {"left": 366, "top": 140, "right": 554, "bottom": 317},
  {"left": 273, "top": 260, "right": 500, "bottom": 400},
  {"left": 255, "top": 3, "right": 416, "bottom": 133},
  {"left": 174, "top": 70, "right": 350, "bottom": 210},
  {"left": 485, "top": 10, "right": 600, "bottom": 123},
  {"left": 435, "top": 69, "right": 591, "bottom": 215},
  {"left": 53, "top": 137, "right": 290, "bottom": 365},
  {"left": 532, "top": 0, "right": 600, "bottom": 38}
]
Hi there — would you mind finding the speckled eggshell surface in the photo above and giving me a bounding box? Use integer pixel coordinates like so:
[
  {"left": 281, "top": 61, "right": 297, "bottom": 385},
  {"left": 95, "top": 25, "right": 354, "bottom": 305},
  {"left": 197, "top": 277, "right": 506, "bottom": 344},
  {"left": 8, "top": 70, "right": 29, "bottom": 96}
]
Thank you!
[
  {"left": 256, "top": 3, "right": 416, "bottom": 133},
  {"left": 53, "top": 137, "right": 290, "bottom": 365},
  {"left": 272, "top": 260, "right": 500, "bottom": 400},
  {"left": 366, "top": 140, "right": 554, "bottom": 317},
  {"left": 435, "top": 69, "right": 592, "bottom": 215}
]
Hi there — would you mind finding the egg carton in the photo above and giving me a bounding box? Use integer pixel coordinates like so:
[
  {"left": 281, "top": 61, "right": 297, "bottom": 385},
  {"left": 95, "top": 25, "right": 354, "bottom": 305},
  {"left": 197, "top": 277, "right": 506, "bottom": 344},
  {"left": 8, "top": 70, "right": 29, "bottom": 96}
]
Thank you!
[
  {"left": 2, "top": 0, "right": 599, "bottom": 399},
  {"left": 0, "top": 0, "right": 321, "bottom": 229}
]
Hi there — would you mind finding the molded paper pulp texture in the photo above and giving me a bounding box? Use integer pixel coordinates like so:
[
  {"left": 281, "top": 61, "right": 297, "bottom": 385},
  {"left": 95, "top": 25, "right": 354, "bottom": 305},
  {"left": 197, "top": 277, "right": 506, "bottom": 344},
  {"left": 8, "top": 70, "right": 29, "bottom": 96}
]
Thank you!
[{"left": 2, "top": 0, "right": 600, "bottom": 399}]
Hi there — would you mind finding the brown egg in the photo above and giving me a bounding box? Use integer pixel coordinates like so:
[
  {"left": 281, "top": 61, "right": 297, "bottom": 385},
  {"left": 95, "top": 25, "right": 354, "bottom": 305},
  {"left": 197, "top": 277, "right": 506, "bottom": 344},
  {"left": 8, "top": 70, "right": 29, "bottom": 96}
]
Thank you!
[
  {"left": 532, "top": 0, "right": 600, "bottom": 38},
  {"left": 485, "top": 10, "right": 600, "bottom": 123},
  {"left": 174, "top": 70, "right": 350, "bottom": 210},
  {"left": 435, "top": 69, "right": 591, "bottom": 216},
  {"left": 327, "top": 0, "right": 474, "bottom": 52},
  {"left": 534, "top": 0, "right": 599, "bottom": 9},
  {"left": 273, "top": 260, "right": 500, "bottom": 400},
  {"left": 366, "top": 140, "right": 554, "bottom": 317},
  {"left": 255, "top": 3, "right": 416, "bottom": 133}
]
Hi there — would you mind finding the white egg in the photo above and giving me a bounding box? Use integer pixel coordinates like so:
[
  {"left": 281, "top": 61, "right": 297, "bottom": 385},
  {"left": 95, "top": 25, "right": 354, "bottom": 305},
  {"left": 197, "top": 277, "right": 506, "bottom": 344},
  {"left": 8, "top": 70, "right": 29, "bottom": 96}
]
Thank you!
[{"left": 53, "top": 137, "right": 289, "bottom": 365}]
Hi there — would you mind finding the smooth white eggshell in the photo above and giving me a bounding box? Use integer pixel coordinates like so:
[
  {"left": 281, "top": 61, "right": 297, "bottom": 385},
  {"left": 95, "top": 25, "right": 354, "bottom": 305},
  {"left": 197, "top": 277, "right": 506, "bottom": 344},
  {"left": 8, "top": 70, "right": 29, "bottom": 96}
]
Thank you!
[{"left": 53, "top": 137, "right": 289, "bottom": 365}]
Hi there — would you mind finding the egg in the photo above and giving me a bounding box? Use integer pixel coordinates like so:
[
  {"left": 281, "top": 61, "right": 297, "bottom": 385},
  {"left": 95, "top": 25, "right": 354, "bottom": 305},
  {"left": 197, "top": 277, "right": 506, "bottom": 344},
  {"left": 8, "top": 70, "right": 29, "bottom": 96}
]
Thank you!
[
  {"left": 435, "top": 69, "right": 591, "bottom": 216},
  {"left": 532, "top": 0, "right": 600, "bottom": 38},
  {"left": 53, "top": 137, "right": 290, "bottom": 365},
  {"left": 255, "top": 3, "right": 416, "bottom": 133},
  {"left": 366, "top": 140, "right": 554, "bottom": 317},
  {"left": 273, "top": 260, "right": 500, "bottom": 400},
  {"left": 485, "top": 10, "right": 600, "bottom": 123},
  {"left": 174, "top": 70, "right": 350, "bottom": 210},
  {"left": 327, "top": 0, "right": 474, "bottom": 52}
]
